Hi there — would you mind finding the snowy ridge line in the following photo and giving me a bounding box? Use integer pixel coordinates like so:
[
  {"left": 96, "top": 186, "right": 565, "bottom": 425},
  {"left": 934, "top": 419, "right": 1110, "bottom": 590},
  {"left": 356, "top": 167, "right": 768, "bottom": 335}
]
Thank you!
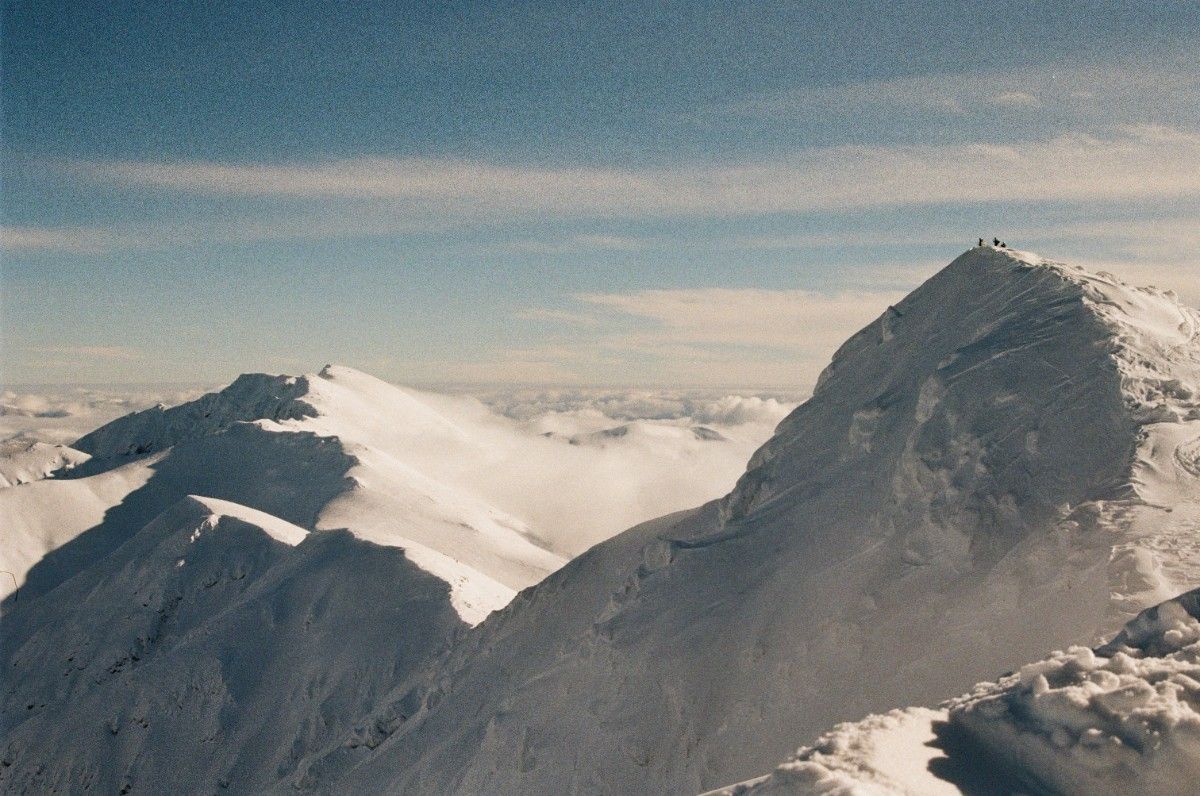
[
  {"left": 3, "top": 364, "right": 566, "bottom": 620},
  {"left": 71, "top": 371, "right": 318, "bottom": 462},
  {"left": 1036, "top": 253, "right": 1200, "bottom": 629}
]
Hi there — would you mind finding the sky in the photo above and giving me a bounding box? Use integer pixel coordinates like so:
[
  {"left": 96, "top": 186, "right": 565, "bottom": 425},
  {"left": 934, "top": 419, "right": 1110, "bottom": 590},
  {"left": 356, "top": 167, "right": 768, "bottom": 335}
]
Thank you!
[{"left": 2, "top": 1, "right": 1199, "bottom": 389}]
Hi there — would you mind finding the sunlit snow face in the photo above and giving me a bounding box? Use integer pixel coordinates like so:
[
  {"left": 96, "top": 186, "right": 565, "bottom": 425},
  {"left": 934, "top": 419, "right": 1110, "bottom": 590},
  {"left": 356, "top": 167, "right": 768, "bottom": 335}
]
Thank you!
[{"left": 1, "top": 381, "right": 800, "bottom": 555}]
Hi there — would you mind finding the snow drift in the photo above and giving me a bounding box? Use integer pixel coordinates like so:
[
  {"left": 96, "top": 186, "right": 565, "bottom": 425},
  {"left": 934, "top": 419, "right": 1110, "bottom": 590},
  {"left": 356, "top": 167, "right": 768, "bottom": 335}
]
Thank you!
[
  {"left": 0, "top": 441, "right": 90, "bottom": 488},
  {"left": 707, "top": 586, "right": 1200, "bottom": 796},
  {"left": 287, "top": 248, "right": 1200, "bottom": 794},
  {"left": 951, "top": 586, "right": 1200, "bottom": 796}
]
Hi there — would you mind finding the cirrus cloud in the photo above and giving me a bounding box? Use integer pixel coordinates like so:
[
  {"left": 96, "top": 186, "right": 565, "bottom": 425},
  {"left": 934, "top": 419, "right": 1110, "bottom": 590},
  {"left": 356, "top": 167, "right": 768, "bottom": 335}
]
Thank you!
[{"left": 61, "top": 126, "right": 1200, "bottom": 219}]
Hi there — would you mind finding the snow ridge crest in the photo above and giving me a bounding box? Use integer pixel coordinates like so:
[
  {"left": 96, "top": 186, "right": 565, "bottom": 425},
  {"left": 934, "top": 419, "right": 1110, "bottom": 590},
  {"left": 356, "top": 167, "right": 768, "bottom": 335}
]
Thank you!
[
  {"left": 721, "top": 249, "right": 1199, "bottom": 533},
  {"left": 72, "top": 372, "right": 318, "bottom": 460}
]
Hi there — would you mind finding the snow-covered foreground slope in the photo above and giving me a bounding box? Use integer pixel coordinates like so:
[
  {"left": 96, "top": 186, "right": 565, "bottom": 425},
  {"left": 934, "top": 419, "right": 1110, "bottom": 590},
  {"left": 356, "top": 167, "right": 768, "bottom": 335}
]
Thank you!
[
  {"left": 709, "top": 586, "right": 1200, "bottom": 796},
  {"left": 953, "top": 586, "right": 1200, "bottom": 796},
  {"left": 288, "top": 248, "right": 1200, "bottom": 794}
]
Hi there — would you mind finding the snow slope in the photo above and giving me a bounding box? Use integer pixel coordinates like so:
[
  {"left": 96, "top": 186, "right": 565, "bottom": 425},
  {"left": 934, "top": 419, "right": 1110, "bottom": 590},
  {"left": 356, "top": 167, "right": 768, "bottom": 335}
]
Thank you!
[
  {"left": 0, "top": 369, "right": 562, "bottom": 792},
  {"left": 2, "top": 366, "right": 564, "bottom": 618},
  {"left": 708, "top": 586, "right": 1200, "bottom": 796},
  {"left": 0, "top": 496, "right": 466, "bottom": 794},
  {"left": 0, "top": 364, "right": 781, "bottom": 792},
  {"left": 291, "top": 248, "right": 1200, "bottom": 794},
  {"left": 0, "top": 441, "right": 90, "bottom": 488}
]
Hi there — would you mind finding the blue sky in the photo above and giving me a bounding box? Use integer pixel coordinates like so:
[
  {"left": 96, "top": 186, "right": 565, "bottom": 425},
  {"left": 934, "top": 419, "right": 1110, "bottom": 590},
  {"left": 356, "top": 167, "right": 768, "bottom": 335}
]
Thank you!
[{"left": 3, "top": 1, "right": 1199, "bottom": 388}]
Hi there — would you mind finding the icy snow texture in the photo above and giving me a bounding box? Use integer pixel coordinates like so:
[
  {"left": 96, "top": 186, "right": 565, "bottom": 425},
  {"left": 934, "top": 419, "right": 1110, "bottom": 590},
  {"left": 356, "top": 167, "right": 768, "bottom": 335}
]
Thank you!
[
  {"left": 290, "top": 248, "right": 1200, "bottom": 794},
  {"left": 951, "top": 586, "right": 1200, "bottom": 796},
  {"left": 714, "top": 587, "right": 1200, "bottom": 796}
]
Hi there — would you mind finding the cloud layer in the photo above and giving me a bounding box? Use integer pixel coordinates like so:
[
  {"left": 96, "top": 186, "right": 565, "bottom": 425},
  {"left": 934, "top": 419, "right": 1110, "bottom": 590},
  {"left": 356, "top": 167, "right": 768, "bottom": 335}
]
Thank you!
[{"left": 56, "top": 126, "right": 1200, "bottom": 218}]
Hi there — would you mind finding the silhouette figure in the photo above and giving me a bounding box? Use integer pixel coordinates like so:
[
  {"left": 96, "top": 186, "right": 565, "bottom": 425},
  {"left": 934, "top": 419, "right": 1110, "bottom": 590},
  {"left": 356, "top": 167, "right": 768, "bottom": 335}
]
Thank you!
[
  {"left": 993, "top": 238, "right": 1000, "bottom": 246},
  {"left": 978, "top": 238, "right": 984, "bottom": 246}
]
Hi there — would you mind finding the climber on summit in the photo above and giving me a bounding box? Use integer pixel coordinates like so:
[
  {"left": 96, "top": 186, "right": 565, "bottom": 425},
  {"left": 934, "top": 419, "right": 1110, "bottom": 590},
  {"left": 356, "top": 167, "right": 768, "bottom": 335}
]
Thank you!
[
  {"left": 978, "top": 238, "right": 984, "bottom": 247},
  {"left": 993, "top": 237, "right": 1000, "bottom": 246}
]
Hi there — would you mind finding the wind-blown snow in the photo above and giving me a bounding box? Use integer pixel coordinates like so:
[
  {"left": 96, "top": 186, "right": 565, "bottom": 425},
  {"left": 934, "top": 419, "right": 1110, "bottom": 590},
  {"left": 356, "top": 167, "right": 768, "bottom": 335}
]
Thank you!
[
  {"left": 287, "top": 247, "right": 1200, "bottom": 794},
  {"left": 950, "top": 586, "right": 1200, "bottom": 796},
  {"left": 712, "top": 587, "right": 1200, "bottom": 796}
]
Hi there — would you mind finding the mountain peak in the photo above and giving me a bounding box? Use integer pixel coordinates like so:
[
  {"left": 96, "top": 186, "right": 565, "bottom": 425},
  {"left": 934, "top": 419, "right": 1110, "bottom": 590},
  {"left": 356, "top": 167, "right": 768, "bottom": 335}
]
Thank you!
[{"left": 312, "top": 251, "right": 1200, "bottom": 794}]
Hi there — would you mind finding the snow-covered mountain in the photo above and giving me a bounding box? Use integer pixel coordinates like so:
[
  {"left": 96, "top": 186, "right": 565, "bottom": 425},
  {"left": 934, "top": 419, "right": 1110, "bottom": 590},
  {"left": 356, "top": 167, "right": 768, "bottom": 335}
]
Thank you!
[
  {"left": 1, "top": 368, "right": 574, "bottom": 792},
  {"left": 284, "top": 247, "right": 1200, "bottom": 794},
  {"left": 4, "top": 246, "right": 1200, "bottom": 795},
  {"left": 0, "top": 495, "right": 467, "bottom": 794},
  {"left": 0, "top": 362, "right": 780, "bottom": 793},
  {"left": 2, "top": 366, "right": 565, "bottom": 621}
]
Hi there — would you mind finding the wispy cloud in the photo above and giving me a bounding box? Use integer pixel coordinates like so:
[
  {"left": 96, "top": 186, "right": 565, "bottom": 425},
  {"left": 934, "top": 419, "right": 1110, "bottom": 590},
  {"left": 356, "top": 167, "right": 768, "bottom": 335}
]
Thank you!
[
  {"left": 513, "top": 308, "right": 602, "bottom": 326},
  {"left": 993, "top": 90, "right": 1043, "bottom": 108},
  {"left": 577, "top": 288, "right": 907, "bottom": 352},
  {"left": 61, "top": 126, "right": 1200, "bottom": 219},
  {"left": 497, "top": 234, "right": 648, "bottom": 256},
  {"left": 26, "top": 346, "right": 143, "bottom": 361},
  {"left": 723, "top": 61, "right": 1197, "bottom": 122},
  {"left": 1, "top": 226, "right": 156, "bottom": 255}
]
